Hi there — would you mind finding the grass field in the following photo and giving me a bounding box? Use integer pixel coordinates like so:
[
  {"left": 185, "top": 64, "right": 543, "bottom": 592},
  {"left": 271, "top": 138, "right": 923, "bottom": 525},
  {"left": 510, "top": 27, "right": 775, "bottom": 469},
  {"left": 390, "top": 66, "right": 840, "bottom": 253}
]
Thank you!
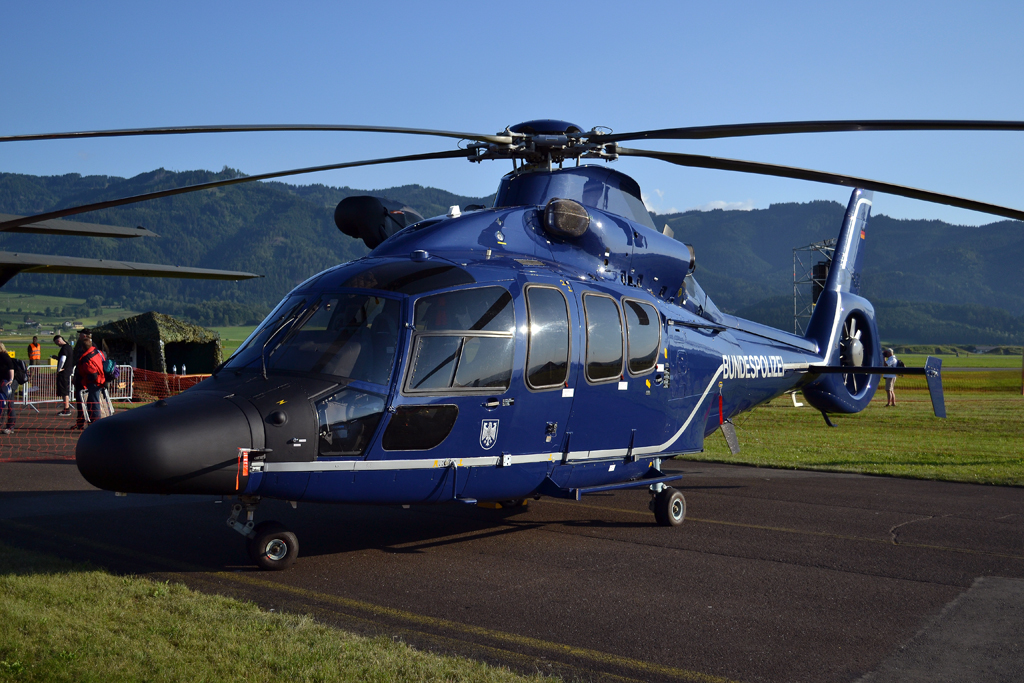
[
  {"left": 901, "top": 353, "right": 1023, "bottom": 369},
  {"left": 207, "top": 325, "right": 258, "bottom": 359},
  {"left": 0, "top": 542, "right": 547, "bottom": 683},
  {"left": 0, "top": 292, "right": 141, "bottom": 330},
  {"left": 690, "top": 373, "right": 1024, "bottom": 486}
]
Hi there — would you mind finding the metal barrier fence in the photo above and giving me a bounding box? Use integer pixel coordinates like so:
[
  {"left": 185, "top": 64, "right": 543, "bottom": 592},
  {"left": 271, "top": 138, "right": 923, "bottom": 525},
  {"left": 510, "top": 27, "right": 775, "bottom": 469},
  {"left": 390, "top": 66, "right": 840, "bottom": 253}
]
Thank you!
[
  {"left": 0, "top": 368, "right": 206, "bottom": 462},
  {"left": 19, "top": 364, "right": 133, "bottom": 412}
]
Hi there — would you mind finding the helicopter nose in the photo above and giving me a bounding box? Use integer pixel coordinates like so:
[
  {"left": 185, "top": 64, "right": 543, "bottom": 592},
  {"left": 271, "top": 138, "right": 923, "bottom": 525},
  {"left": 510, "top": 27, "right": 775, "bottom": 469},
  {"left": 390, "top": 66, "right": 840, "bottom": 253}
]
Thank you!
[{"left": 76, "top": 392, "right": 257, "bottom": 495}]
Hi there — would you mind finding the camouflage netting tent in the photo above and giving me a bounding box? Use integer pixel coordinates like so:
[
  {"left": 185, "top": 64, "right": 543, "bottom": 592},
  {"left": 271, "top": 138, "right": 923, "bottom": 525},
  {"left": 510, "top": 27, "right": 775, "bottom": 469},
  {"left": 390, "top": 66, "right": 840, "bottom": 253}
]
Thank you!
[{"left": 91, "top": 312, "right": 222, "bottom": 374}]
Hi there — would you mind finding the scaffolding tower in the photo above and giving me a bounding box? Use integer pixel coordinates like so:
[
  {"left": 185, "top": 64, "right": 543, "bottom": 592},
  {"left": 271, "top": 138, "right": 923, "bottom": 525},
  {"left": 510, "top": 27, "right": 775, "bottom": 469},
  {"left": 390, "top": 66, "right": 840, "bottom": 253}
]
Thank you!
[{"left": 793, "top": 237, "right": 837, "bottom": 335}]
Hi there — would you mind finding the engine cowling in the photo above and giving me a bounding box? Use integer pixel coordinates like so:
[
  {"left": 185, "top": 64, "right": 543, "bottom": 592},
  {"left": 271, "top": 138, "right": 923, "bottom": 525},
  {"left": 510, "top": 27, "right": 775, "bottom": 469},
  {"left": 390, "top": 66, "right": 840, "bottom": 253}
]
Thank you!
[{"left": 334, "top": 196, "right": 424, "bottom": 249}]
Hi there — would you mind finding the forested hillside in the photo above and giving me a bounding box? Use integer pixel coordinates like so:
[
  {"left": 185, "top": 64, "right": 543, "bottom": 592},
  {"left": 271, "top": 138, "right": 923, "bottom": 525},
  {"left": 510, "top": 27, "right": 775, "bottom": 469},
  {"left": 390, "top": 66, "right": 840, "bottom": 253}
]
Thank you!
[
  {"left": 0, "top": 169, "right": 492, "bottom": 325},
  {"left": 659, "top": 202, "right": 1024, "bottom": 316},
  {"left": 0, "top": 169, "right": 1020, "bottom": 343}
]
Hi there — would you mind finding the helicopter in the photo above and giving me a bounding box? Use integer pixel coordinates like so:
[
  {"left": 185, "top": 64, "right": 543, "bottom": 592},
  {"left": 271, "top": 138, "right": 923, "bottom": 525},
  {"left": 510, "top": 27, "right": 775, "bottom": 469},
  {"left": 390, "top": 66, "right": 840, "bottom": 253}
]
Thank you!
[{"left": 4, "top": 118, "right": 1023, "bottom": 570}]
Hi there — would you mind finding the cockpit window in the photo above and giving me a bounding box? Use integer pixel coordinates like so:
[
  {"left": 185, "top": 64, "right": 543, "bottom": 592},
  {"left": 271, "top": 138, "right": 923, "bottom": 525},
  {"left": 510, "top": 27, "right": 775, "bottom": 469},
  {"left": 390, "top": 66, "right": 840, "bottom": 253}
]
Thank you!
[
  {"left": 315, "top": 387, "right": 386, "bottom": 457},
  {"left": 237, "top": 293, "right": 400, "bottom": 384},
  {"left": 414, "top": 286, "right": 514, "bottom": 333},
  {"left": 224, "top": 295, "right": 306, "bottom": 370},
  {"left": 404, "top": 286, "right": 515, "bottom": 394}
]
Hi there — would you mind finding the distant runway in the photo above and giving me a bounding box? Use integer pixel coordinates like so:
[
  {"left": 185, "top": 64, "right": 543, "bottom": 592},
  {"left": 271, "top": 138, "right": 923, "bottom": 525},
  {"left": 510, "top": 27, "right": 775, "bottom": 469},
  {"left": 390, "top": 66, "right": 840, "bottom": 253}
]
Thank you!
[{"left": 2, "top": 459, "right": 1022, "bottom": 682}]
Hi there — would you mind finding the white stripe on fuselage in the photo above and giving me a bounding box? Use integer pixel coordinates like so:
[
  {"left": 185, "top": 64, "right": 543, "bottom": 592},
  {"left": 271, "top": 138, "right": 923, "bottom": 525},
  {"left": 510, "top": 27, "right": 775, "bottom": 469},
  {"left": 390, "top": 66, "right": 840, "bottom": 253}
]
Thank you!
[{"left": 258, "top": 367, "right": 727, "bottom": 474}]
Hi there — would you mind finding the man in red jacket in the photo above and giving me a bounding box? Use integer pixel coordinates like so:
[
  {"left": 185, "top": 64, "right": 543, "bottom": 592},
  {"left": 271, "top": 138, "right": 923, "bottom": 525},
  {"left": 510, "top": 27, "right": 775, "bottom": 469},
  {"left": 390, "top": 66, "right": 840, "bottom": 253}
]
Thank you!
[{"left": 77, "top": 335, "right": 107, "bottom": 425}]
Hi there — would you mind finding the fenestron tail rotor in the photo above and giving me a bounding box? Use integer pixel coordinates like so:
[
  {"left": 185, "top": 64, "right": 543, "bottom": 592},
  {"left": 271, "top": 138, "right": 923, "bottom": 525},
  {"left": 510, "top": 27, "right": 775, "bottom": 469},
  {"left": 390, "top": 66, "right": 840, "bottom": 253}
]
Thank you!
[{"left": 840, "top": 315, "right": 866, "bottom": 394}]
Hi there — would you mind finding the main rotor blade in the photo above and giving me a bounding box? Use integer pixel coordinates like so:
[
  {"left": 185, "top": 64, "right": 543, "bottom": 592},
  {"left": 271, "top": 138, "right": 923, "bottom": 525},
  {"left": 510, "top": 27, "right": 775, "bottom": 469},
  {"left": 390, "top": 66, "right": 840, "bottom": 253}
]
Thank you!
[
  {"left": 0, "top": 251, "right": 259, "bottom": 288},
  {"left": 0, "top": 213, "right": 157, "bottom": 238},
  {"left": 0, "top": 124, "right": 512, "bottom": 146},
  {"left": 600, "top": 120, "right": 1024, "bottom": 143},
  {"left": 617, "top": 147, "right": 1024, "bottom": 222},
  {"left": 0, "top": 149, "right": 473, "bottom": 230}
]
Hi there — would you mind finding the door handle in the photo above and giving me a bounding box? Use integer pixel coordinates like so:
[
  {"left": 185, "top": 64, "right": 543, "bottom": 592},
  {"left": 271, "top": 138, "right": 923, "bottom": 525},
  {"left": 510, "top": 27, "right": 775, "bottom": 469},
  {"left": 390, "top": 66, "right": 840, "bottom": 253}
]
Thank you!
[{"left": 483, "top": 398, "right": 500, "bottom": 409}]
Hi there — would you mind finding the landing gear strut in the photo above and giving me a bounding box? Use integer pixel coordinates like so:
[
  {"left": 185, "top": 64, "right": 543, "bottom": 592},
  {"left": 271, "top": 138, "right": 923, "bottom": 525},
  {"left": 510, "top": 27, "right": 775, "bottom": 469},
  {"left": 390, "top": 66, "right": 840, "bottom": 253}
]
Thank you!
[
  {"left": 649, "top": 486, "right": 686, "bottom": 526},
  {"left": 227, "top": 496, "right": 299, "bottom": 571}
]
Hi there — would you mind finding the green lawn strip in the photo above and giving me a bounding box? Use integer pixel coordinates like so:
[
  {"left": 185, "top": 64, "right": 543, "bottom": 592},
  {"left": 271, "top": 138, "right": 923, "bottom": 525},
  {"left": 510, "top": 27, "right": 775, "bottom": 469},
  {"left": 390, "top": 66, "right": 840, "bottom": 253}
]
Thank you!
[
  {"left": 0, "top": 543, "right": 549, "bottom": 683},
  {"left": 206, "top": 325, "right": 257, "bottom": 359},
  {"left": 900, "top": 353, "right": 1023, "bottom": 369},
  {"left": 899, "top": 370, "right": 1021, "bottom": 393},
  {"left": 684, "top": 389, "right": 1024, "bottom": 486}
]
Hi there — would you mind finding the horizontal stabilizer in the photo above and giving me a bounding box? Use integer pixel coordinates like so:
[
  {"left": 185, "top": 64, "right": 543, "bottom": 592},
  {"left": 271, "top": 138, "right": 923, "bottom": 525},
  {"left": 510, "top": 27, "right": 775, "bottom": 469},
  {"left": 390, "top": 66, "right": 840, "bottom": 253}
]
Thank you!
[
  {"left": 0, "top": 213, "right": 157, "bottom": 238},
  {"left": 808, "top": 356, "right": 946, "bottom": 418},
  {"left": 0, "top": 251, "right": 261, "bottom": 287}
]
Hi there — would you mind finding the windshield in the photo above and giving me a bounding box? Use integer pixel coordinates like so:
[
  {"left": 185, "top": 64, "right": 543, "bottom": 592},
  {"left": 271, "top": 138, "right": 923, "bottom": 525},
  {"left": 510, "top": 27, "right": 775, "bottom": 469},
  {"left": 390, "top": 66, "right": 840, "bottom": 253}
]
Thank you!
[
  {"left": 272, "top": 293, "right": 400, "bottom": 384},
  {"left": 226, "top": 293, "right": 401, "bottom": 385},
  {"left": 224, "top": 295, "right": 307, "bottom": 370}
]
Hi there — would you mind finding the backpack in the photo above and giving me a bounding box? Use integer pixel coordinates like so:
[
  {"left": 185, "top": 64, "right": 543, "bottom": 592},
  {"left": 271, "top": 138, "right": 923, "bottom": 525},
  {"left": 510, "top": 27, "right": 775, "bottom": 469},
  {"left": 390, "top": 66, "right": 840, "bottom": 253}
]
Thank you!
[
  {"left": 896, "top": 359, "right": 906, "bottom": 368},
  {"left": 80, "top": 348, "right": 113, "bottom": 384},
  {"left": 12, "top": 358, "right": 27, "bottom": 384}
]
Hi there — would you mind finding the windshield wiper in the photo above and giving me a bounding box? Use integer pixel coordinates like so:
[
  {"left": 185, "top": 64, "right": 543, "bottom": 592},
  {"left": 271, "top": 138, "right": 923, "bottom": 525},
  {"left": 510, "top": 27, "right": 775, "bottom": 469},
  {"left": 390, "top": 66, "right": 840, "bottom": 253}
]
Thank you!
[{"left": 261, "top": 316, "right": 297, "bottom": 380}]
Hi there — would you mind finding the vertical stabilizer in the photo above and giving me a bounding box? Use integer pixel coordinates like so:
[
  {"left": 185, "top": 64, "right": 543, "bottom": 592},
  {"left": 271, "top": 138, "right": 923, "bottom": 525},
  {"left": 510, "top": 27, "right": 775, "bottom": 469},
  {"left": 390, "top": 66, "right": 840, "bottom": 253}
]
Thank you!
[
  {"left": 826, "top": 188, "right": 872, "bottom": 296},
  {"left": 804, "top": 189, "right": 874, "bottom": 358},
  {"left": 800, "top": 189, "right": 883, "bottom": 414}
]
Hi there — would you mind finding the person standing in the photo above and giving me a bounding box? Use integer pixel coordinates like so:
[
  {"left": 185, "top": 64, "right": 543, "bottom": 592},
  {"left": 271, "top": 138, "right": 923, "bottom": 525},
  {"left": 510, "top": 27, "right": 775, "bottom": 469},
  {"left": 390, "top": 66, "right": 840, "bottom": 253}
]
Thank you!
[
  {"left": 53, "top": 335, "right": 73, "bottom": 416},
  {"left": 71, "top": 329, "right": 91, "bottom": 429},
  {"left": 77, "top": 336, "right": 107, "bottom": 425},
  {"left": 27, "top": 336, "right": 41, "bottom": 365},
  {"left": 0, "top": 343, "right": 17, "bottom": 434},
  {"left": 883, "top": 348, "right": 898, "bottom": 407}
]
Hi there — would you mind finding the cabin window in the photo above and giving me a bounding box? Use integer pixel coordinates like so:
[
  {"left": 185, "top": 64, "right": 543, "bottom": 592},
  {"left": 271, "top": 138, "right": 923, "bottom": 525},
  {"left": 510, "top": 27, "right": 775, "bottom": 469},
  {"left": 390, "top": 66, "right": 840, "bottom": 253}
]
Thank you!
[
  {"left": 382, "top": 404, "right": 459, "bottom": 451},
  {"left": 583, "top": 294, "right": 623, "bottom": 383},
  {"left": 624, "top": 299, "right": 660, "bottom": 375},
  {"left": 315, "top": 388, "right": 386, "bottom": 457},
  {"left": 525, "top": 286, "right": 570, "bottom": 389},
  {"left": 404, "top": 286, "right": 515, "bottom": 394}
]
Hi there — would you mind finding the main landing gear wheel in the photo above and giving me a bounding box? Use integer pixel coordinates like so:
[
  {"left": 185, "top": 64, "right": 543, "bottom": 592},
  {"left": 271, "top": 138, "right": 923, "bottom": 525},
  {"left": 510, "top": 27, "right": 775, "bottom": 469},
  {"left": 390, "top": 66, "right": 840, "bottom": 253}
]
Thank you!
[
  {"left": 652, "top": 487, "right": 686, "bottom": 527},
  {"left": 247, "top": 521, "right": 299, "bottom": 571}
]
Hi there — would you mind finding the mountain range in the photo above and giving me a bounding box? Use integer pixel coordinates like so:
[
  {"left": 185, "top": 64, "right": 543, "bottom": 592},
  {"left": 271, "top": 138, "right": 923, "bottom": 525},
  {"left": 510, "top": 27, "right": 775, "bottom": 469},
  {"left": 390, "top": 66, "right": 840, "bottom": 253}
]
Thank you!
[{"left": 0, "top": 168, "right": 1020, "bottom": 344}]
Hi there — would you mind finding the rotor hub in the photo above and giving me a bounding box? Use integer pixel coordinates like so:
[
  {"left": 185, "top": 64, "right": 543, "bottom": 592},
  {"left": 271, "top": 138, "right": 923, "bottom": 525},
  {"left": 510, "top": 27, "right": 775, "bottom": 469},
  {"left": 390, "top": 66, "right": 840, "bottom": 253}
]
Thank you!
[{"left": 467, "top": 120, "right": 618, "bottom": 166}]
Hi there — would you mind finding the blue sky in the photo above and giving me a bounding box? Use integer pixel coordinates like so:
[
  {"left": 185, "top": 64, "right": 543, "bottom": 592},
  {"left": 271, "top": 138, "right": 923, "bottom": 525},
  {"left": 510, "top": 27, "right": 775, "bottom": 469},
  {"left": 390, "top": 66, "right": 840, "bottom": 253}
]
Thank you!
[{"left": 2, "top": 0, "right": 1022, "bottom": 225}]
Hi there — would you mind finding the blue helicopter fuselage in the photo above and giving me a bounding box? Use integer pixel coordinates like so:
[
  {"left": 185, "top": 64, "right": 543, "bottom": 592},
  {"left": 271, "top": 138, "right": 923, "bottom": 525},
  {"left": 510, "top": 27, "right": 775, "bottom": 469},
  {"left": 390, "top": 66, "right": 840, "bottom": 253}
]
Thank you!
[{"left": 77, "top": 165, "right": 872, "bottom": 505}]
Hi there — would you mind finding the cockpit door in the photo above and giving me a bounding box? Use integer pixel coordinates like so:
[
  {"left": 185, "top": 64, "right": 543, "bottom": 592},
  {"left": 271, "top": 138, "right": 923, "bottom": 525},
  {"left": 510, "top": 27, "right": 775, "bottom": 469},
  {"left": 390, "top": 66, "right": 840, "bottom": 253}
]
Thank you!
[{"left": 379, "top": 284, "right": 520, "bottom": 473}]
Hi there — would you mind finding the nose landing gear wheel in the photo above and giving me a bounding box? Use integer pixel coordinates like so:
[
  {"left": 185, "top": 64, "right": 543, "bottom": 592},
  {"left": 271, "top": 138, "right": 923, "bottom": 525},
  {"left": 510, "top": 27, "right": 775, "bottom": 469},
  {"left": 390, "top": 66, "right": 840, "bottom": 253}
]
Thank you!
[
  {"left": 247, "top": 521, "right": 299, "bottom": 571},
  {"left": 652, "top": 487, "right": 686, "bottom": 527}
]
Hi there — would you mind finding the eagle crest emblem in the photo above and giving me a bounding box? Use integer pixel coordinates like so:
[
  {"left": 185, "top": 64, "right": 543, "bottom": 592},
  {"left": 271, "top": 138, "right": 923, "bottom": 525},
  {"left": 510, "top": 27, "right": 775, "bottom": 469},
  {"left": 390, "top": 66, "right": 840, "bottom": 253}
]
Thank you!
[{"left": 479, "top": 419, "right": 499, "bottom": 450}]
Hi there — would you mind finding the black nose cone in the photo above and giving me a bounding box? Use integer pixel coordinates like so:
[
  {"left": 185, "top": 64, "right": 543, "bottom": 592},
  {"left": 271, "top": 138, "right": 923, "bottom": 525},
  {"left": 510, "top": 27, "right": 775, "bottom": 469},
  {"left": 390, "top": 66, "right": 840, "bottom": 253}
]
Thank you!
[{"left": 76, "top": 392, "right": 255, "bottom": 495}]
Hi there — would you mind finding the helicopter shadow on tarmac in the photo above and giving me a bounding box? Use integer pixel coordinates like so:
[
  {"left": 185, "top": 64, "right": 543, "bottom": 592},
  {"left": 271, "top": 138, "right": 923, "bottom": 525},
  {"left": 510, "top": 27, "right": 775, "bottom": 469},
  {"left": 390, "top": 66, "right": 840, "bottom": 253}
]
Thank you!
[{"left": 0, "top": 457, "right": 741, "bottom": 575}]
